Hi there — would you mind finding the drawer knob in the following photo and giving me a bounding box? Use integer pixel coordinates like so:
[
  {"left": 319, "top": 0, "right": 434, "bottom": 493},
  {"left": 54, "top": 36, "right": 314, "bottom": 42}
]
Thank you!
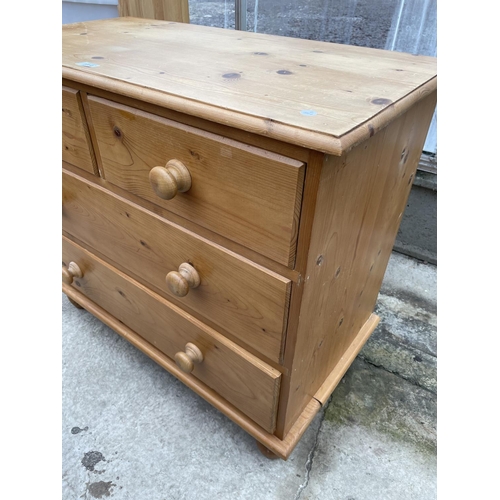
[
  {"left": 166, "top": 263, "right": 200, "bottom": 297},
  {"left": 149, "top": 159, "right": 192, "bottom": 200},
  {"left": 62, "top": 261, "right": 83, "bottom": 285},
  {"left": 175, "top": 342, "right": 204, "bottom": 373}
]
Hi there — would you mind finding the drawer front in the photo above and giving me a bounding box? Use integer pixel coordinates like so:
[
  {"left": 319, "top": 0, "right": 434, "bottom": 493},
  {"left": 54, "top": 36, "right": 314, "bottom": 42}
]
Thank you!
[
  {"left": 62, "top": 236, "right": 281, "bottom": 433},
  {"left": 62, "top": 87, "right": 97, "bottom": 174},
  {"left": 62, "top": 169, "right": 291, "bottom": 362},
  {"left": 87, "top": 96, "right": 305, "bottom": 268}
]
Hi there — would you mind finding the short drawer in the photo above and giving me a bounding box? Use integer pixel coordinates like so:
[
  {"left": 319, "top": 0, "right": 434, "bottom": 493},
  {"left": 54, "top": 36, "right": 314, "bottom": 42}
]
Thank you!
[
  {"left": 62, "top": 236, "right": 281, "bottom": 433},
  {"left": 62, "top": 169, "right": 291, "bottom": 363},
  {"left": 87, "top": 96, "right": 305, "bottom": 268},
  {"left": 62, "top": 87, "right": 97, "bottom": 174}
]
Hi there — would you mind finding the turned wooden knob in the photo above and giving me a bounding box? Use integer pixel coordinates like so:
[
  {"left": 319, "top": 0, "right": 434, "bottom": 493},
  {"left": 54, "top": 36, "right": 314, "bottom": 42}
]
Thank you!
[
  {"left": 149, "top": 159, "right": 192, "bottom": 200},
  {"left": 166, "top": 263, "right": 200, "bottom": 297},
  {"left": 175, "top": 342, "right": 204, "bottom": 373},
  {"left": 62, "top": 261, "right": 83, "bottom": 285}
]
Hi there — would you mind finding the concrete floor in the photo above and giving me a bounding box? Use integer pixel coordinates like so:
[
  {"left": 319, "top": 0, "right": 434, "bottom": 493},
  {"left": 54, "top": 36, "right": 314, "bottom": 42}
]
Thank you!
[{"left": 62, "top": 252, "right": 437, "bottom": 500}]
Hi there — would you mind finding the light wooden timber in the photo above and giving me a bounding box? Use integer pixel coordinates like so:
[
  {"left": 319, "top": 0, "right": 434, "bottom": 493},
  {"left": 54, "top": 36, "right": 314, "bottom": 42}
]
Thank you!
[
  {"left": 67, "top": 296, "right": 84, "bottom": 309},
  {"left": 62, "top": 236, "right": 281, "bottom": 433},
  {"left": 166, "top": 263, "right": 201, "bottom": 298},
  {"left": 62, "top": 18, "right": 436, "bottom": 156},
  {"left": 63, "top": 80, "right": 311, "bottom": 163},
  {"left": 149, "top": 160, "right": 192, "bottom": 200},
  {"left": 87, "top": 96, "right": 305, "bottom": 267},
  {"left": 78, "top": 90, "right": 105, "bottom": 177},
  {"left": 62, "top": 87, "right": 97, "bottom": 174},
  {"left": 62, "top": 261, "right": 83, "bottom": 285},
  {"left": 62, "top": 160, "right": 300, "bottom": 285},
  {"left": 256, "top": 441, "right": 280, "bottom": 460},
  {"left": 63, "top": 229, "right": 290, "bottom": 375},
  {"left": 118, "top": 0, "right": 189, "bottom": 24},
  {"left": 314, "top": 313, "right": 380, "bottom": 404},
  {"left": 274, "top": 150, "right": 325, "bottom": 437},
  {"left": 278, "top": 91, "right": 437, "bottom": 436},
  {"left": 62, "top": 283, "right": 321, "bottom": 460},
  {"left": 62, "top": 169, "right": 291, "bottom": 363},
  {"left": 62, "top": 19, "right": 437, "bottom": 459},
  {"left": 175, "top": 343, "right": 204, "bottom": 373}
]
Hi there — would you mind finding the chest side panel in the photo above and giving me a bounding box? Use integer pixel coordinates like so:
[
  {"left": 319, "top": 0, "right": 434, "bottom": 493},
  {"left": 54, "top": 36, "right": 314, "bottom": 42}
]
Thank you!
[{"left": 277, "top": 90, "right": 437, "bottom": 437}]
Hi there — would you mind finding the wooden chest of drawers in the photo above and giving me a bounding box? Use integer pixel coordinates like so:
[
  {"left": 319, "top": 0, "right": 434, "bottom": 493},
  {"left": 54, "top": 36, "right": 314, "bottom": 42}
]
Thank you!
[{"left": 62, "top": 18, "right": 437, "bottom": 459}]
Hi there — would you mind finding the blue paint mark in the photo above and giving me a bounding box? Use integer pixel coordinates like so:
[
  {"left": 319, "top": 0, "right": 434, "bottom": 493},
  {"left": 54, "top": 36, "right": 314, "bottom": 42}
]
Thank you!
[
  {"left": 76, "top": 62, "right": 100, "bottom": 68},
  {"left": 300, "top": 110, "right": 317, "bottom": 116}
]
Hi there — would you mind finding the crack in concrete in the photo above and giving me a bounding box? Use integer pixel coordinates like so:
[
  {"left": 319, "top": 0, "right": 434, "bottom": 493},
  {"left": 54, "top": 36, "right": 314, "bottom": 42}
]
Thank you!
[
  {"left": 294, "top": 400, "right": 329, "bottom": 500},
  {"left": 293, "top": 348, "right": 435, "bottom": 500},
  {"left": 358, "top": 355, "right": 436, "bottom": 395},
  {"left": 293, "top": 348, "right": 434, "bottom": 500}
]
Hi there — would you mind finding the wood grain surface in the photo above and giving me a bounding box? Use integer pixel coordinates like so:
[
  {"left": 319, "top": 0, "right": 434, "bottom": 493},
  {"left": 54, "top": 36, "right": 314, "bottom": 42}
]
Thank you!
[
  {"left": 63, "top": 236, "right": 281, "bottom": 432},
  {"left": 87, "top": 96, "right": 305, "bottom": 267},
  {"left": 62, "top": 169, "right": 291, "bottom": 362},
  {"left": 61, "top": 18, "right": 438, "bottom": 453},
  {"left": 62, "top": 159, "right": 300, "bottom": 285},
  {"left": 274, "top": 150, "right": 325, "bottom": 436},
  {"left": 278, "top": 90, "right": 437, "bottom": 435},
  {"left": 313, "top": 313, "right": 380, "bottom": 404},
  {"left": 62, "top": 18, "right": 437, "bottom": 155},
  {"left": 62, "top": 87, "right": 97, "bottom": 174},
  {"left": 63, "top": 80, "right": 311, "bottom": 163}
]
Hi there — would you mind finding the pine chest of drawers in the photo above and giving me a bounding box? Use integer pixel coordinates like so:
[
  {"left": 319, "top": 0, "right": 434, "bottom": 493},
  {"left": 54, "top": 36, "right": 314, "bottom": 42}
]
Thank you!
[{"left": 62, "top": 18, "right": 437, "bottom": 459}]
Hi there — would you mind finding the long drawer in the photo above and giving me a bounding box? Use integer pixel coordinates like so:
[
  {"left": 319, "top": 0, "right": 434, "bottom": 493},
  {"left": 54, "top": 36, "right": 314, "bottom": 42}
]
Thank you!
[
  {"left": 62, "top": 236, "right": 281, "bottom": 433},
  {"left": 87, "top": 96, "right": 305, "bottom": 268},
  {"left": 62, "top": 169, "right": 291, "bottom": 363}
]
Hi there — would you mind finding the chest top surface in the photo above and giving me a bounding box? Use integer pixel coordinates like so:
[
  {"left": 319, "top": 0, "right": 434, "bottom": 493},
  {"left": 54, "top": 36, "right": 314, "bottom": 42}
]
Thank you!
[{"left": 62, "top": 17, "right": 437, "bottom": 155}]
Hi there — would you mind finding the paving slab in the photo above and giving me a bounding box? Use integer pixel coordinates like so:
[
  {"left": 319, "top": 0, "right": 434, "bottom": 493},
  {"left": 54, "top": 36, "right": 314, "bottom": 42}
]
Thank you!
[
  {"left": 361, "top": 252, "right": 437, "bottom": 393},
  {"left": 301, "top": 359, "right": 436, "bottom": 500}
]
